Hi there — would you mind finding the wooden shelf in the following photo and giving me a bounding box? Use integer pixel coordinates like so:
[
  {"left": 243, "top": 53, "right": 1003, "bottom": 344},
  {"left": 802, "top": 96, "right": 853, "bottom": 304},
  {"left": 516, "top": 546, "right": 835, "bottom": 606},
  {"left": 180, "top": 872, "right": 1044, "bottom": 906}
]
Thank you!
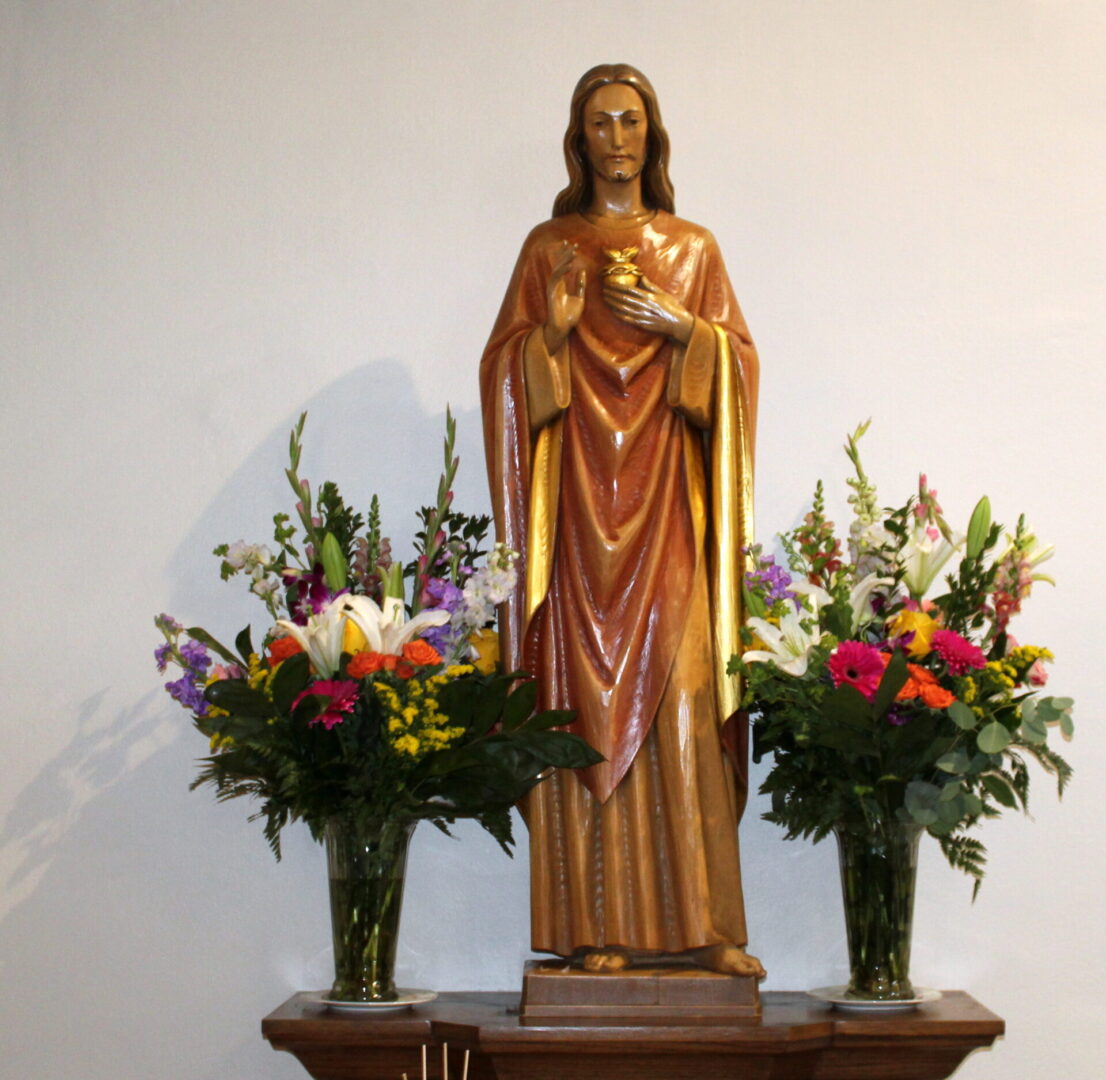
[{"left": 262, "top": 989, "right": 1003, "bottom": 1079}]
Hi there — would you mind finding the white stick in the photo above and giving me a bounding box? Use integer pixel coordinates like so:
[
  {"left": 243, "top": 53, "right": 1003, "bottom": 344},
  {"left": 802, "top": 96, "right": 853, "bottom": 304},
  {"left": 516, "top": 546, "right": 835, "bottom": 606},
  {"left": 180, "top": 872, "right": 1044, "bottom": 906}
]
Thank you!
[
  {"left": 421, "top": 1044, "right": 427, "bottom": 1080},
  {"left": 461, "top": 1049, "right": 470, "bottom": 1080},
  {"left": 442, "top": 1041, "right": 449, "bottom": 1080}
]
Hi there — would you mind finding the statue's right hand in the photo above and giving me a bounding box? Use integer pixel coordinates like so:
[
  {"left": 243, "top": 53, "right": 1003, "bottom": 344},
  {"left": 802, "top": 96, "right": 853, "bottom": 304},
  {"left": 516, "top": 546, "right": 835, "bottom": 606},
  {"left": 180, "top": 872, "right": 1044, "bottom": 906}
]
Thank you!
[{"left": 543, "top": 242, "right": 586, "bottom": 354}]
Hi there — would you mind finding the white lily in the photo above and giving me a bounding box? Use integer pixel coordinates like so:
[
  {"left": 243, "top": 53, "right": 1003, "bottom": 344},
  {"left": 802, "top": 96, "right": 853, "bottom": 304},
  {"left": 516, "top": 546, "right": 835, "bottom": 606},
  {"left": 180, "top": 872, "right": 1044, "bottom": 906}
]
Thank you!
[
  {"left": 275, "top": 594, "right": 353, "bottom": 678},
  {"left": 847, "top": 572, "right": 894, "bottom": 634},
  {"left": 342, "top": 594, "right": 450, "bottom": 656},
  {"left": 743, "top": 609, "right": 825, "bottom": 677},
  {"left": 901, "top": 521, "right": 963, "bottom": 600}
]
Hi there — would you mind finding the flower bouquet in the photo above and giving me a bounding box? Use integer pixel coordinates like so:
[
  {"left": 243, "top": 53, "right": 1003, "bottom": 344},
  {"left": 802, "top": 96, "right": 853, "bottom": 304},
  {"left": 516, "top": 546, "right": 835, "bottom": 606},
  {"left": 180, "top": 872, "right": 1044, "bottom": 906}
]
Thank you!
[
  {"left": 734, "top": 422, "right": 1073, "bottom": 1000},
  {"left": 155, "top": 411, "right": 601, "bottom": 1001}
]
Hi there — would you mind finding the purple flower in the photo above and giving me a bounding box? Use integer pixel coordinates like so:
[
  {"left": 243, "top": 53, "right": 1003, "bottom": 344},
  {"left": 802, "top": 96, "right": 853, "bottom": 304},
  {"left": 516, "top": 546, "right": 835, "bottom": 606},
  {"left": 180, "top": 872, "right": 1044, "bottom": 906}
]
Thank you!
[
  {"left": 165, "top": 673, "right": 208, "bottom": 717},
  {"left": 179, "top": 638, "right": 212, "bottom": 674},
  {"left": 423, "top": 577, "right": 464, "bottom": 612},
  {"left": 744, "top": 552, "right": 800, "bottom": 609},
  {"left": 886, "top": 708, "right": 910, "bottom": 727},
  {"left": 154, "top": 642, "right": 173, "bottom": 673},
  {"left": 283, "top": 564, "right": 344, "bottom": 624}
]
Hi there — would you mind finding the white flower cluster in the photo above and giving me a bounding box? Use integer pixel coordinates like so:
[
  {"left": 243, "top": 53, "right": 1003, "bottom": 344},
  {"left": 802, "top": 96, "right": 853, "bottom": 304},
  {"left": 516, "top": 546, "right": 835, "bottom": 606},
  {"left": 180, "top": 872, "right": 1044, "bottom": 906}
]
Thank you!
[
  {"left": 454, "top": 543, "right": 518, "bottom": 634},
  {"left": 224, "top": 540, "right": 280, "bottom": 598}
]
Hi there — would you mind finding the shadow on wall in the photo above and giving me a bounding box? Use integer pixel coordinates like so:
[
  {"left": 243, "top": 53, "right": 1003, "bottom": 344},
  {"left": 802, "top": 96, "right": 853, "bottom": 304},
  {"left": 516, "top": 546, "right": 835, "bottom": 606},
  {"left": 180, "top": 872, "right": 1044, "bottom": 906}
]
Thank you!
[{"left": 0, "top": 361, "right": 523, "bottom": 1079}]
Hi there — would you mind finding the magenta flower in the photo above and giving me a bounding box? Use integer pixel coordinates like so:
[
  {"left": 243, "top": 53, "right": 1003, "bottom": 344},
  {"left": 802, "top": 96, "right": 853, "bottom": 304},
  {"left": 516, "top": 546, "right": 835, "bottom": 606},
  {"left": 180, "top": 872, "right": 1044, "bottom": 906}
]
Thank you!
[
  {"left": 291, "top": 679, "right": 361, "bottom": 730},
  {"left": 827, "top": 640, "right": 885, "bottom": 702},
  {"left": 930, "top": 629, "right": 986, "bottom": 675}
]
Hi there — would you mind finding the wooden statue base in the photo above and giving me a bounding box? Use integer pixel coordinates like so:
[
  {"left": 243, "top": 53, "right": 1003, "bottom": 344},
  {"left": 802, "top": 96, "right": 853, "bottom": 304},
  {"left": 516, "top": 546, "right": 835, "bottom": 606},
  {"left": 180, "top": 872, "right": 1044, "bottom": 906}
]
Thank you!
[
  {"left": 262, "top": 989, "right": 1004, "bottom": 1080},
  {"left": 520, "top": 959, "right": 760, "bottom": 1022}
]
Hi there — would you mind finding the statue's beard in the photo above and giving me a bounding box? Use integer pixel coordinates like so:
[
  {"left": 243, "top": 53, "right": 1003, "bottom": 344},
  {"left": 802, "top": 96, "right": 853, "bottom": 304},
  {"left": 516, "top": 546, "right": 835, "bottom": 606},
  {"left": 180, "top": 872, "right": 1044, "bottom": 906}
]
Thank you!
[{"left": 604, "top": 160, "right": 643, "bottom": 183}]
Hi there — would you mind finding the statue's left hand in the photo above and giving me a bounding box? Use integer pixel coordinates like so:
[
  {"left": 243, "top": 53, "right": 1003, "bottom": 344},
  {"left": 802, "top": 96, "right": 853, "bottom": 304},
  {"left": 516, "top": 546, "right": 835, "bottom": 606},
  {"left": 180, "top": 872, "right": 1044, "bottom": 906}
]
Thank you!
[{"left": 602, "top": 275, "right": 695, "bottom": 344}]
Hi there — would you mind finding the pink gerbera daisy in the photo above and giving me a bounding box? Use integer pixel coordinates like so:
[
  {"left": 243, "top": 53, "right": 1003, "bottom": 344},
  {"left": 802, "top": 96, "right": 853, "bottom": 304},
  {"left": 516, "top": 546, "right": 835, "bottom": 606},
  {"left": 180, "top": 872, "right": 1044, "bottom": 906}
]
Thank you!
[
  {"left": 827, "top": 640, "right": 885, "bottom": 702},
  {"left": 930, "top": 629, "right": 986, "bottom": 676},
  {"left": 291, "top": 679, "right": 361, "bottom": 730}
]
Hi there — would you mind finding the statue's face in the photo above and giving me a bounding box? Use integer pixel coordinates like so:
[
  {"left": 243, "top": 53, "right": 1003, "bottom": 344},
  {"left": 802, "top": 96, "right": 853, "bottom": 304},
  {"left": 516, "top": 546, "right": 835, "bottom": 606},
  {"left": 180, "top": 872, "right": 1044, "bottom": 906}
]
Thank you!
[{"left": 582, "top": 83, "right": 647, "bottom": 184}]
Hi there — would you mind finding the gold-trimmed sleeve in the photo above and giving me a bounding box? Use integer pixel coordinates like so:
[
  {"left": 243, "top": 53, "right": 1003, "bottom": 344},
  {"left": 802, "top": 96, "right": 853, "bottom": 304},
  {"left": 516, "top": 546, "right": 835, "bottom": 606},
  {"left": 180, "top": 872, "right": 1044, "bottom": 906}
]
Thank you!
[
  {"left": 524, "top": 327, "right": 571, "bottom": 430},
  {"left": 666, "top": 316, "right": 716, "bottom": 430}
]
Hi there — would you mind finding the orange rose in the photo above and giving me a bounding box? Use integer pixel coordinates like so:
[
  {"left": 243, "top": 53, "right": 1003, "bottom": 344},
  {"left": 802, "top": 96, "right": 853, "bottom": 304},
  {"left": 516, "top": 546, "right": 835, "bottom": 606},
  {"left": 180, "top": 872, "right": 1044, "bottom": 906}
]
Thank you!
[
  {"left": 269, "top": 636, "right": 304, "bottom": 664},
  {"left": 402, "top": 640, "right": 442, "bottom": 667},
  {"left": 348, "top": 651, "right": 389, "bottom": 678}
]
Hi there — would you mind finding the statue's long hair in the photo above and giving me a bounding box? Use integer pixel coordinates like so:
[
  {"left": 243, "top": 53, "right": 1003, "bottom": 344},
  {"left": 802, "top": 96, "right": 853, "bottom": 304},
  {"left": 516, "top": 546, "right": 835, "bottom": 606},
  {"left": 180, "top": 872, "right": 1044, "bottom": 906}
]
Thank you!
[{"left": 552, "top": 63, "right": 676, "bottom": 218}]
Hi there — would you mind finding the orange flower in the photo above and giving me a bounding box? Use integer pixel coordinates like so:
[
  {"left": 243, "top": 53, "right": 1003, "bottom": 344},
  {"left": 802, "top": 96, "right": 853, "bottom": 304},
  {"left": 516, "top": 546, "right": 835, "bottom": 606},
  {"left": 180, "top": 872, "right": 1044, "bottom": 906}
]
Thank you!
[
  {"left": 269, "top": 636, "right": 304, "bottom": 664},
  {"left": 348, "top": 651, "right": 390, "bottom": 678},
  {"left": 895, "top": 662, "right": 956, "bottom": 709},
  {"left": 402, "top": 640, "right": 442, "bottom": 667}
]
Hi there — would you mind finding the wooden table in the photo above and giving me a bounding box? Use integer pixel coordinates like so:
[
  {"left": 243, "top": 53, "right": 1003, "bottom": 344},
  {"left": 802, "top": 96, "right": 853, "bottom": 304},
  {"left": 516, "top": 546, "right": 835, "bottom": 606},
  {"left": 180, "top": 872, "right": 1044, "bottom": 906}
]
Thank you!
[{"left": 262, "top": 990, "right": 1003, "bottom": 1079}]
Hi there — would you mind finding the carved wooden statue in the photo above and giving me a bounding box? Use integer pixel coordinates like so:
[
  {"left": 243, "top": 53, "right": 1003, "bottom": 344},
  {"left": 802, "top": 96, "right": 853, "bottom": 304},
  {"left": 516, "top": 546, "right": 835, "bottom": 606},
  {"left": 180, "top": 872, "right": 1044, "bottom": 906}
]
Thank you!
[{"left": 480, "top": 64, "right": 763, "bottom": 978}]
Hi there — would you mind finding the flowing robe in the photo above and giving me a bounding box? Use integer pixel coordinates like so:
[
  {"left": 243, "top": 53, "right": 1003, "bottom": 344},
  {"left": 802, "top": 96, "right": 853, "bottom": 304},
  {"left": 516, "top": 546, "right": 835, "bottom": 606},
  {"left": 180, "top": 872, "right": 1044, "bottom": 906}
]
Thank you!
[{"left": 480, "top": 211, "right": 758, "bottom": 955}]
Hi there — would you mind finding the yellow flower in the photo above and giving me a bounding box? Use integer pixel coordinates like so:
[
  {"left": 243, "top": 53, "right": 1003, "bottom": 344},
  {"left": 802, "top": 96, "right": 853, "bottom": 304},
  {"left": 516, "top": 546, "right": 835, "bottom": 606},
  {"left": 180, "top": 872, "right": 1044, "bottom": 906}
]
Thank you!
[
  {"left": 342, "top": 619, "right": 368, "bottom": 656},
  {"left": 393, "top": 734, "right": 420, "bottom": 757},
  {"left": 886, "top": 610, "right": 939, "bottom": 658},
  {"left": 470, "top": 628, "right": 500, "bottom": 674}
]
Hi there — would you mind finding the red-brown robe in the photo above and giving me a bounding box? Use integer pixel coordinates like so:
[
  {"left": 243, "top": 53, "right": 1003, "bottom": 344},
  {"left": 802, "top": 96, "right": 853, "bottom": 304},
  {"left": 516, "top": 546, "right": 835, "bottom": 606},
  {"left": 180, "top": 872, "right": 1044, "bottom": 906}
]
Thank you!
[{"left": 480, "top": 210, "right": 758, "bottom": 955}]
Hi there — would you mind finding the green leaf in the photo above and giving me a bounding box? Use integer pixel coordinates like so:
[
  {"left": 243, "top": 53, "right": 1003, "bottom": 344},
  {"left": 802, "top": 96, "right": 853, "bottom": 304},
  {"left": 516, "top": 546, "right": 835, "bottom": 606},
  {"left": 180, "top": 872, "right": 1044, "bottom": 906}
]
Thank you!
[
  {"left": 977, "top": 721, "right": 1012, "bottom": 754},
  {"left": 742, "top": 581, "right": 767, "bottom": 619},
  {"left": 269, "top": 652, "right": 311, "bottom": 712},
  {"left": 320, "top": 532, "right": 348, "bottom": 592},
  {"left": 501, "top": 678, "right": 538, "bottom": 732},
  {"left": 235, "top": 626, "right": 255, "bottom": 665},
  {"left": 205, "top": 678, "right": 275, "bottom": 718},
  {"left": 981, "top": 773, "right": 1018, "bottom": 809},
  {"left": 518, "top": 709, "right": 575, "bottom": 732},
  {"left": 873, "top": 650, "right": 909, "bottom": 718},
  {"left": 965, "top": 496, "right": 991, "bottom": 560},
  {"left": 948, "top": 701, "right": 978, "bottom": 731},
  {"left": 1060, "top": 710, "right": 1074, "bottom": 738},
  {"left": 821, "top": 684, "right": 873, "bottom": 728},
  {"left": 509, "top": 730, "right": 604, "bottom": 769}
]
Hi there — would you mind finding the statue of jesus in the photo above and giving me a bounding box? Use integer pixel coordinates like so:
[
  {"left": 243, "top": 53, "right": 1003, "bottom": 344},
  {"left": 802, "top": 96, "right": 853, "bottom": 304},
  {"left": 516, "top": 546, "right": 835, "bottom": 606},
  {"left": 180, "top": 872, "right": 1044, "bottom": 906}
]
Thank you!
[{"left": 480, "top": 64, "right": 763, "bottom": 978}]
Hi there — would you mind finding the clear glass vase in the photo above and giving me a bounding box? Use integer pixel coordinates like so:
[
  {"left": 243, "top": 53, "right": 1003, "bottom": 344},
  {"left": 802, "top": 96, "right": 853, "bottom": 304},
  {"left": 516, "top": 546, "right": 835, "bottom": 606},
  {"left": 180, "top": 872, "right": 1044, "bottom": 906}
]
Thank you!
[
  {"left": 324, "top": 817, "right": 416, "bottom": 1003},
  {"left": 833, "top": 819, "right": 923, "bottom": 1001}
]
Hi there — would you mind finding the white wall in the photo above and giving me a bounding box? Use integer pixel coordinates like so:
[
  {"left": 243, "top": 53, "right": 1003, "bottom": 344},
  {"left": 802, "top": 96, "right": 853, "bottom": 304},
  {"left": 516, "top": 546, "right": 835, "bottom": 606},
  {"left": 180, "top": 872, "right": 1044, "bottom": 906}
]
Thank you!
[{"left": 2, "top": 2, "right": 1103, "bottom": 1077}]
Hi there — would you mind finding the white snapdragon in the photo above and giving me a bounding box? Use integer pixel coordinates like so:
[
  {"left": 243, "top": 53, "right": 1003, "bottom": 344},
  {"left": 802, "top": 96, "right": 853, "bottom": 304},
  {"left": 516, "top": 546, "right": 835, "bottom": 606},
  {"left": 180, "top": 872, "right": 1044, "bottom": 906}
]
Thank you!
[{"left": 455, "top": 544, "right": 518, "bottom": 634}]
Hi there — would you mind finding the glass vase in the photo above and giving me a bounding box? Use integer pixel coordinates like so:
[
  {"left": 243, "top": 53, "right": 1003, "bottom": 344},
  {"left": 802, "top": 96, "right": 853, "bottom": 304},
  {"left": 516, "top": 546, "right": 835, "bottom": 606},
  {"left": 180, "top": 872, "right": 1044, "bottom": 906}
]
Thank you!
[
  {"left": 833, "top": 819, "right": 923, "bottom": 1001},
  {"left": 324, "top": 817, "right": 416, "bottom": 1003}
]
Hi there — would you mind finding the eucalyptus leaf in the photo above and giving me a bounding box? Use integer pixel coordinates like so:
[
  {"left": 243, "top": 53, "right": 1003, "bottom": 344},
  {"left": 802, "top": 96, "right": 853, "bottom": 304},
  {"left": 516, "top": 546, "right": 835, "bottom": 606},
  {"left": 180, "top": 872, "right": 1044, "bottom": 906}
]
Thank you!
[
  {"left": 1020, "top": 714, "right": 1048, "bottom": 745},
  {"left": 948, "top": 701, "right": 978, "bottom": 731},
  {"left": 904, "top": 781, "right": 941, "bottom": 826},
  {"left": 977, "top": 721, "right": 1012, "bottom": 754},
  {"left": 1060, "top": 711, "right": 1074, "bottom": 738},
  {"left": 936, "top": 748, "right": 972, "bottom": 774}
]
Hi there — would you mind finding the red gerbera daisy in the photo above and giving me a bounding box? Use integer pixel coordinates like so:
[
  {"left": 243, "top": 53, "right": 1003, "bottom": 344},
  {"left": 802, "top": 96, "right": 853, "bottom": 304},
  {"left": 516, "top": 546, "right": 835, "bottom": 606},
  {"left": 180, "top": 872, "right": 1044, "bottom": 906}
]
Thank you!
[{"left": 827, "top": 640, "right": 885, "bottom": 702}]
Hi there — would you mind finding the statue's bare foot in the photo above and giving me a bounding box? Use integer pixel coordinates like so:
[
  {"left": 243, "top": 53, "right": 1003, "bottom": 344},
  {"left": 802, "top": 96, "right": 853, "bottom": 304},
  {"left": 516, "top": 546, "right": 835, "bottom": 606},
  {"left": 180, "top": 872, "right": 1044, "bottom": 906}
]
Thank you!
[
  {"left": 689, "top": 944, "right": 766, "bottom": 979},
  {"left": 582, "top": 947, "right": 632, "bottom": 973}
]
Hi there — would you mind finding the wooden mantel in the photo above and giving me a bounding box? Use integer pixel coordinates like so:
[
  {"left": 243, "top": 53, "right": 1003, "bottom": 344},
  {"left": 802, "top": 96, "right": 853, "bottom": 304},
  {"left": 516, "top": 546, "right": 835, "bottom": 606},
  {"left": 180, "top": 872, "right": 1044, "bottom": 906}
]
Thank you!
[{"left": 262, "top": 989, "right": 1003, "bottom": 1080}]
